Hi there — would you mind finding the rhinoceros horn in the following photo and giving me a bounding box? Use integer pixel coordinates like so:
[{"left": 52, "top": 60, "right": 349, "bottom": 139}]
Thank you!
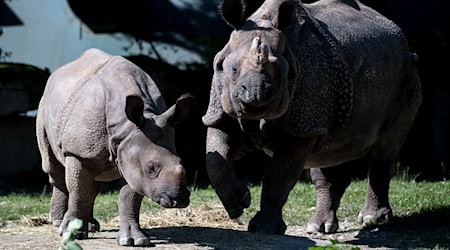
[
  {"left": 250, "top": 37, "right": 269, "bottom": 65},
  {"left": 250, "top": 37, "right": 277, "bottom": 65}
]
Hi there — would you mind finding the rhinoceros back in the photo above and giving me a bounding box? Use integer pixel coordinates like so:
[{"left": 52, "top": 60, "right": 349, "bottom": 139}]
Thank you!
[
  {"left": 283, "top": 0, "right": 418, "bottom": 138},
  {"left": 39, "top": 48, "right": 166, "bottom": 164},
  {"left": 296, "top": 0, "right": 421, "bottom": 165}
]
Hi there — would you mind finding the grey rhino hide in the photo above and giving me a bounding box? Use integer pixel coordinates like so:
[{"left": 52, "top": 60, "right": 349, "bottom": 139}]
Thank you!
[
  {"left": 203, "top": 0, "right": 421, "bottom": 235},
  {"left": 36, "top": 48, "right": 192, "bottom": 245}
]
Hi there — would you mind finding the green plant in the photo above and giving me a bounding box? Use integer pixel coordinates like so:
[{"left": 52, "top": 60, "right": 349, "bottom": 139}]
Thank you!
[
  {"left": 309, "top": 239, "right": 361, "bottom": 250},
  {"left": 0, "top": 193, "right": 50, "bottom": 225},
  {"left": 58, "top": 219, "right": 83, "bottom": 250}
]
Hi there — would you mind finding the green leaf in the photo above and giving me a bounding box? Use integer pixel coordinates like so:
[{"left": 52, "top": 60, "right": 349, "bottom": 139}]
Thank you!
[
  {"left": 62, "top": 231, "right": 75, "bottom": 245},
  {"left": 330, "top": 239, "right": 340, "bottom": 245},
  {"left": 61, "top": 219, "right": 84, "bottom": 249},
  {"left": 66, "top": 241, "right": 83, "bottom": 250},
  {"left": 68, "top": 219, "right": 83, "bottom": 232}
]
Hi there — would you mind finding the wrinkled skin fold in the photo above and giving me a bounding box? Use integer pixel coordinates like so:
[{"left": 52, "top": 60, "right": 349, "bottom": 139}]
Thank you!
[
  {"left": 36, "top": 48, "right": 193, "bottom": 246},
  {"left": 203, "top": 0, "right": 422, "bottom": 234}
]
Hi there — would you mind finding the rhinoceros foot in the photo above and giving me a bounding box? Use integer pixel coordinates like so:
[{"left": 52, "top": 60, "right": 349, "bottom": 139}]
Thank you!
[
  {"left": 117, "top": 222, "right": 150, "bottom": 247},
  {"left": 306, "top": 222, "right": 338, "bottom": 234},
  {"left": 88, "top": 218, "right": 100, "bottom": 232},
  {"left": 58, "top": 216, "right": 89, "bottom": 239},
  {"left": 306, "top": 211, "right": 339, "bottom": 234},
  {"left": 248, "top": 211, "right": 287, "bottom": 235},
  {"left": 55, "top": 216, "right": 99, "bottom": 238},
  {"left": 52, "top": 219, "right": 62, "bottom": 227},
  {"left": 358, "top": 206, "right": 392, "bottom": 226},
  {"left": 223, "top": 188, "right": 251, "bottom": 219}
]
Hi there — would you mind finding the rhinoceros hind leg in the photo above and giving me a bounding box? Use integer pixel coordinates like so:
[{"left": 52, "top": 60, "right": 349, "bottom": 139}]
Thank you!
[
  {"left": 307, "top": 166, "right": 352, "bottom": 234},
  {"left": 87, "top": 181, "right": 102, "bottom": 232},
  {"left": 50, "top": 184, "right": 68, "bottom": 227},
  {"left": 358, "top": 157, "right": 393, "bottom": 226},
  {"left": 47, "top": 160, "right": 68, "bottom": 227},
  {"left": 38, "top": 125, "right": 69, "bottom": 227},
  {"left": 358, "top": 80, "right": 421, "bottom": 226}
]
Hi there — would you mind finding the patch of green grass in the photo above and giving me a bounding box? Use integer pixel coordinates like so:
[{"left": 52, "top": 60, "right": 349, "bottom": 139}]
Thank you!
[
  {"left": 0, "top": 193, "right": 50, "bottom": 224},
  {"left": 283, "top": 183, "right": 317, "bottom": 224},
  {"left": 1, "top": 179, "right": 449, "bottom": 228},
  {"left": 338, "top": 181, "right": 368, "bottom": 220},
  {"left": 91, "top": 192, "right": 119, "bottom": 222},
  {"left": 309, "top": 239, "right": 361, "bottom": 250},
  {"left": 326, "top": 179, "right": 450, "bottom": 224},
  {"left": 91, "top": 191, "right": 163, "bottom": 222},
  {"left": 389, "top": 180, "right": 450, "bottom": 217}
]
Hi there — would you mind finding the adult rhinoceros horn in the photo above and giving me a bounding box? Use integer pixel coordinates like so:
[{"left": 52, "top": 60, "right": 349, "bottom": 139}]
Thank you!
[
  {"left": 250, "top": 37, "right": 269, "bottom": 65},
  {"left": 250, "top": 36, "right": 278, "bottom": 65}
]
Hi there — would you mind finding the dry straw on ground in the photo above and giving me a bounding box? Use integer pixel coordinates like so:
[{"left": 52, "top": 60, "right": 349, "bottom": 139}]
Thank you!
[
  {"left": 19, "top": 215, "right": 50, "bottom": 227},
  {"left": 18, "top": 202, "right": 244, "bottom": 230},
  {"left": 107, "top": 202, "right": 247, "bottom": 230}
]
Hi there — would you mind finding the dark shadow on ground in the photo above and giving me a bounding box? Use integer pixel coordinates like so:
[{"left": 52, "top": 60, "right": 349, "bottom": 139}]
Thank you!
[
  {"left": 144, "top": 226, "right": 318, "bottom": 249},
  {"left": 348, "top": 206, "right": 450, "bottom": 249}
]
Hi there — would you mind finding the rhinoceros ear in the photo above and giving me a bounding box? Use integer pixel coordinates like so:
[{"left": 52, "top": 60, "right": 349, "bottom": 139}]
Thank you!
[
  {"left": 202, "top": 83, "right": 225, "bottom": 127},
  {"left": 276, "top": 0, "right": 298, "bottom": 30},
  {"left": 125, "top": 95, "right": 145, "bottom": 127},
  {"left": 162, "top": 93, "right": 195, "bottom": 126},
  {"left": 202, "top": 47, "right": 228, "bottom": 126},
  {"left": 220, "top": 0, "right": 264, "bottom": 29}
]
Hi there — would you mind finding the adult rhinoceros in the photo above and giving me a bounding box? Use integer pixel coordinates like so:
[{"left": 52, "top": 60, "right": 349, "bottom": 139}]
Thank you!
[{"left": 202, "top": 0, "right": 422, "bottom": 234}]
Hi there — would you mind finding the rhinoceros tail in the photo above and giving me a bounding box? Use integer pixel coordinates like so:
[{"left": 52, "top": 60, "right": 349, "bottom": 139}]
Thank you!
[{"left": 36, "top": 104, "right": 52, "bottom": 174}]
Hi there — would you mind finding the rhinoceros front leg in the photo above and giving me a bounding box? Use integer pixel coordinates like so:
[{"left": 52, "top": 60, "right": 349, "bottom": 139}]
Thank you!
[
  {"left": 206, "top": 126, "right": 251, "bottom": 219},
  {"left": 58, "top": 156, "right": 98, "bottom": 239},
  {"left": 117, "top": 184, "right": 149, "bottom": 246},
  {"left": 358, "top": 157, "right": 393, "bottom": 225},
  {"left": 307, "top": 166, "right": 352, "bottom": 233},
  {"left": 248, "top": 137, "right": 317, "bottom": 234}
]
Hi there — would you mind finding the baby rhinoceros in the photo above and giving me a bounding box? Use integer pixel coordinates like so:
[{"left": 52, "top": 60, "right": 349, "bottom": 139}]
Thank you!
[{"left": 36, "top": 48, "right": 193, "bottom": 246}]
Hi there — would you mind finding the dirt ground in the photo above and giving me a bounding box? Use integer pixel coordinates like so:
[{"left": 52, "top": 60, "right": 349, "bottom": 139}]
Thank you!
[{"left": 0, "top": 203, "right": 449, "bottom": 250}]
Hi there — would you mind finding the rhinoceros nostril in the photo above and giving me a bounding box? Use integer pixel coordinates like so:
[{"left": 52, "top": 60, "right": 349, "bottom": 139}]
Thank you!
[
  {"left": 238, "top": 84, "right": 274, "bottom": 107},
  {"left": 236, "top": 72, "right": 275, "bottom": 108},
  {"left": 239, "top": 86, "right": 251, "bottom": 103}
]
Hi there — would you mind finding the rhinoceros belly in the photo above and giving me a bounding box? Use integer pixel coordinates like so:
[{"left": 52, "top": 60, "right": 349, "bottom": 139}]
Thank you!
[
  {"left": 305, "top": 143, "right": 371, "bottom": 168},
  {"left": 304, "top": 124, "right": 380, "bottom": 168},
  {"left": 95, "top": 166, "right": 121, "bottom": 182}
]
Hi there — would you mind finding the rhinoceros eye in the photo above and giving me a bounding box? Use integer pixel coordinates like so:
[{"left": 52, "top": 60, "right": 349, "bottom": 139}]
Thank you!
[
  {"left": 147, "top": 162, "right": 160, "bottom": 177},
  {"left": 232, "top": 65, "right": 237, "bottom": 73},
  {"left": 216, "top": 61, "right": 223, "bottom": 71},
  {"left": 231, "top": 64, "right": 239, "bottom": 81}
]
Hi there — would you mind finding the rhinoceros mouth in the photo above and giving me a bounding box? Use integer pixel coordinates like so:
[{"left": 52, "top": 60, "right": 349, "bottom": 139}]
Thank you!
[
  {"left": 159, "top": 196, "right": 176, "bottom": 208},
  {"left": 234, "top": 99, "right": 276, "bottom": 119},
  {"left": 157, "top": 190, "right": 190, "bottom": 208}
]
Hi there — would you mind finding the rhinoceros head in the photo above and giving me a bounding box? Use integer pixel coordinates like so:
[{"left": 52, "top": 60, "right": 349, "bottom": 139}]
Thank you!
[
  {"left": 203, "top": 0, "right": 299, "bottom": 125},
  {"left": 114, "top": 94, "right": 193, "bottom": 208}
]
